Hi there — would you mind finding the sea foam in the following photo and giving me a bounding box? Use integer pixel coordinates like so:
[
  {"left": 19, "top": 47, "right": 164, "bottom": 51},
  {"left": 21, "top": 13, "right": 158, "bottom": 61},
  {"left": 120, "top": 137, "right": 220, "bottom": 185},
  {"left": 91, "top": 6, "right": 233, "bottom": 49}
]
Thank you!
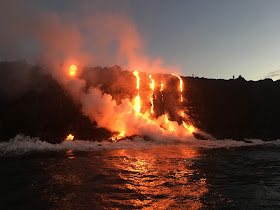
[{"left": 0, "top": 134, "right": 280, "bottom": 156}]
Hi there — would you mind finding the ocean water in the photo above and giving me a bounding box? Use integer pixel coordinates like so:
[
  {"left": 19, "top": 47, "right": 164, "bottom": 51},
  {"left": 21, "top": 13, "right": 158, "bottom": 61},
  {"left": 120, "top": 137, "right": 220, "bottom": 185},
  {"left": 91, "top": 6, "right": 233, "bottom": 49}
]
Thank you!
[{"left": 0, "top": 135, "right": 280, "bottom": 209}]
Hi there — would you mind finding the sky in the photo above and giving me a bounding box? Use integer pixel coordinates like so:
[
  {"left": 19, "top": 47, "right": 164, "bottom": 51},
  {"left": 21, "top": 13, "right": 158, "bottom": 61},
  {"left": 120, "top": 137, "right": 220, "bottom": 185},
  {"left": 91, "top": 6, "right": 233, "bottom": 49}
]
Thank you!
[{"left": 2, "top": 0, "right": 280, "bottom": 80}]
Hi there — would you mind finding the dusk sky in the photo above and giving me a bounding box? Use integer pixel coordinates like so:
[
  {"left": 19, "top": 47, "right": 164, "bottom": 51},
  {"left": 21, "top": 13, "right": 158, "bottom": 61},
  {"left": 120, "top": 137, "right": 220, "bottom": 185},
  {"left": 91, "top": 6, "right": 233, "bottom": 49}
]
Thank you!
[{"left": 3, "top": 0, "right": 280, "bottom": 80}]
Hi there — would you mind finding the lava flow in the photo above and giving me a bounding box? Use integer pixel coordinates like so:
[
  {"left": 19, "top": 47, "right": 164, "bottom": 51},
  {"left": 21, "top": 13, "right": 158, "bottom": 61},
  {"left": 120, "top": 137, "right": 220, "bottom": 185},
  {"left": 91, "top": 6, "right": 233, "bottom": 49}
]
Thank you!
[
  {"left": 69, "top": 65, "right": 77, "bottom": 77},
  {"left": 111, "top": 131, "right": 125, "bottom": 142},
  {"left": 172, "top": 73, "right": 183, "bottom": 102},
  {"left": 133, "top": 70, "right": 141, "bottom": 113},
  {"left": 63, "top": 64, "right": 197, "bottom": 142},
  {"left": 147, "top": 73, "right": 155, "bottom": 114},
  {"left": 171, "top": 73, "right": 195, "bottom": 134},
  {"left": 66, "top": 134, "right": 74, "bottom": 141},
  {"left": 160, "top": 80, "right": 164, "bottom": 102},
  {"left": 183, "top": 121, "right": 195, "bottom": 134},
  {"left": 164, "top": 114, "right": 175, "bottom": 132}
]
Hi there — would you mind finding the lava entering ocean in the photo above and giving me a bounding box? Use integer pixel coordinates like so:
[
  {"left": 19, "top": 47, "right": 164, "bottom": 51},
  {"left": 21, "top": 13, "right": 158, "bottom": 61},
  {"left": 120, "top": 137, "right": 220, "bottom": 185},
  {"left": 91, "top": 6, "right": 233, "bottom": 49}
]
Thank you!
[{"left": 64, "top": 64, "right": 197, "bottom": 142}]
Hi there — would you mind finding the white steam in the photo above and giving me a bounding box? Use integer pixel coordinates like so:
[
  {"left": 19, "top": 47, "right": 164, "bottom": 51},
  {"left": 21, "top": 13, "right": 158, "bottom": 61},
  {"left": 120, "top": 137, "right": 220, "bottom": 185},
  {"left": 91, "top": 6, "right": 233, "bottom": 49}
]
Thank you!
[
  {"left": 59, "top": 70, "right": 201, "bottom": 142},
  {"left": 0, "top": 0, "right": 194, "bottom": 142}
]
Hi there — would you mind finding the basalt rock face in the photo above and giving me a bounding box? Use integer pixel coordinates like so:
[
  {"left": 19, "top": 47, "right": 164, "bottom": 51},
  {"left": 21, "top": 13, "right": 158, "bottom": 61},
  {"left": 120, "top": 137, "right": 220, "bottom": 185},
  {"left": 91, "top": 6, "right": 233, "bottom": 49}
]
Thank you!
[
  {"left": 1, "top": 61, "right": 280, "bottom": 142},
  {"left": 184, "top": 77, "right": 280, "bottom": 140}
]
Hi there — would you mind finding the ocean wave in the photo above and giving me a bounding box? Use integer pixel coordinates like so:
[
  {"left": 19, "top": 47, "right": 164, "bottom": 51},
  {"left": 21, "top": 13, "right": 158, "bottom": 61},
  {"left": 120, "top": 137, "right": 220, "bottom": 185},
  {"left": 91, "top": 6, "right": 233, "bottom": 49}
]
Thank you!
[{"left": 0, "top": 134, "right": 280, "bottom": 156}]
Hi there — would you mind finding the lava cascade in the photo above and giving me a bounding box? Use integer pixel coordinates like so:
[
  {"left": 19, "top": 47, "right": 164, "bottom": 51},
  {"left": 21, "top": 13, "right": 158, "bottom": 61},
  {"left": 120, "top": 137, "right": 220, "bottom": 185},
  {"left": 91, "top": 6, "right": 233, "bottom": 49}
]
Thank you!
[{"left": 64, "top": 65, "right": 197, "bottom": 142}]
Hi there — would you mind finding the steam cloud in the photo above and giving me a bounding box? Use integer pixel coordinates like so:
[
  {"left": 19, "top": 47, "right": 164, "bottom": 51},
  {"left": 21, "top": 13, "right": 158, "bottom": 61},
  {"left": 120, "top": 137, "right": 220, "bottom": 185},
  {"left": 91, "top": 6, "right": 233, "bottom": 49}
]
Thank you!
[
  {"left": 0, "top": 0, "right": 178, "bottom": 73},
  {"left": 0, "top": 0, "right": 196, "bottom": 141}
]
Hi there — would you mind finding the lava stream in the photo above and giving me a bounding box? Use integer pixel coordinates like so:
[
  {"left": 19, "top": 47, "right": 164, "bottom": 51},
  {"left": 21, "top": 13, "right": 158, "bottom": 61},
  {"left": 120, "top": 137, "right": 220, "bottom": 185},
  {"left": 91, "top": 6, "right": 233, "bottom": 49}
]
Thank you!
[
  {"left": 160, "top": 80, "right": 164, "bottom": 102},
  {"left": 111, "top": 131, "right": 126, "bottom": 142},
  {"left": 172, "top": 73, "right": 183, "bottom": 102},
  {"left": 66, "top": 134, "right": 74, "bottom": 141},
  {"left": 183, "top": 121, "right": 195, "bottom": 134},
  {"left": 147, "top": 73, "right": 155, "bottom": 114},
  {"left": 133, "top": 71, "right": 141, "bottom": 113},
  {"left": 69, "top": 65, "right": 77, "bottom": 77}
]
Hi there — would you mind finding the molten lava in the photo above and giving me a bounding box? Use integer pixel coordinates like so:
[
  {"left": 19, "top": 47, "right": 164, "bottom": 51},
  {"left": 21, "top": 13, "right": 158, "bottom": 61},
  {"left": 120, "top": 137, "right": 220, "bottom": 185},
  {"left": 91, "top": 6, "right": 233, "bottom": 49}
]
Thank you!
[
  {"left": 181, "top": 111, "right": 184, "bottom": 117},
  {"left": 160, "top": 81, "right": 164, "bottom": 92},
  {"left": 135, "top": 93, "right": 141, "bottom": 113},
  {"left": 69, "top": 65, "right": 77, "bottom": 77},
  {"left": 64, "top": 67, "right": 198, "bottom": 143},
  {"left": 183, "top": 121, "right": 195, "bottom": 134},
  {"left": 111, "top": 131, "right": 125, "bottom": 142},
  {"left": 172, "top": 73, "right": 183, "bottom": 102},
  {"left": 150, "top": 98, "right": 154, "bottom": 114},
  {"left": 164, "top": 114, "right": 175, "bottom": 132},
  {"left": 130, "top": 70, "right": 196, "bottom": 137},
  {"left": 147, "top": 74, "right": 155, "bottom": 114},
  {"left": 133, "top": 71, "right": 141, "bottom": 113},
  {"left": 160, "top": 81, "right": 164, "bottom": 102},
  {"left": 66, "top": 134, "right": 74, "bottom": 141},
  {"left": 147, "top": 74, "right": 155, "bottom": 92},
  {"left": 133, "top": 70, "right": 140, "bottom": 90}
]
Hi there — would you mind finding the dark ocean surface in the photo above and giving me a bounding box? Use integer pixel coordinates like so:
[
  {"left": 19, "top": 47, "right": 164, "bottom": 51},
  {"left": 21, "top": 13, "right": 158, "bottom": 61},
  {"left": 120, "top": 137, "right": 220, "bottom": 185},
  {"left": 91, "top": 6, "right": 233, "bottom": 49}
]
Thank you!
[{"left": 0, "top": 136, "right": 280, "bottom": 209}]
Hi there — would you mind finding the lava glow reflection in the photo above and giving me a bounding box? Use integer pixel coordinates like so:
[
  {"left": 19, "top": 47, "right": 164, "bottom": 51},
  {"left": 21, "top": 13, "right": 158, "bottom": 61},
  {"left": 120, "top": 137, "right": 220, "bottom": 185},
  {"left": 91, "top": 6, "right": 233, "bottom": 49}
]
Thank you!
[{"left": 104, "top": 146, "right": 208, "bottom": 209}]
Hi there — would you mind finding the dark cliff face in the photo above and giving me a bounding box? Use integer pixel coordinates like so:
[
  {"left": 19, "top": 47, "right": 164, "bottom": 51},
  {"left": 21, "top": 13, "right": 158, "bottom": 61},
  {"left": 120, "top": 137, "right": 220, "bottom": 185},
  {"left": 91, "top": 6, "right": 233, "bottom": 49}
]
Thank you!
[
  {"left": 1, "top": 61, "right": 280, "bottom": 142},
  {"left": 0, "top": 62, "right": 111, "bottom": 143},
  {"left": 184, "top": 77, "right": 280, "bottom": 140}
]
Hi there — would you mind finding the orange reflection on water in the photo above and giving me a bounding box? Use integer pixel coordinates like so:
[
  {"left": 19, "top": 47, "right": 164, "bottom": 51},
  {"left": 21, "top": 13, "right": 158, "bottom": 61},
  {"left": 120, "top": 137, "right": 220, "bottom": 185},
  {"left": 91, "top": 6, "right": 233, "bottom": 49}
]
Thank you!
[
  {"left": 104, "top": 145, "right": 208, "bottom": 209},
  {"left": 66, "top": 150, "right": 75, "bottom": 159}
]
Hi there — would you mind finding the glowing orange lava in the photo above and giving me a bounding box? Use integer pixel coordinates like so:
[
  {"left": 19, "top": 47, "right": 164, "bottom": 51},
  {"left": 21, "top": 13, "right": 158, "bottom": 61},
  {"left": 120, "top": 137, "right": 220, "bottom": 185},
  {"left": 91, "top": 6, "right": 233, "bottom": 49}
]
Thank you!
[
  {"left": 133, "top": 71, "right": 141, "bottom": 112},
  {"left": 111, "top": 131, "right": 125, "bottom": 142},
  {"left": 160, "top": 81, "right": 164, "bottom": 92},
  {"left": 135, "top": 93, "right": 141, "bottom": 113},
  {"left": 181, "top": 111, "right": 184, "bottom": 117},
  {"left": 183, "top": 121, "right": 195, "bottom": 134},
  {"left": 133, "top": 70, "right": 140, "bottom": 90},
  {"left": 164, "top": 114, "right": 175, "bottom": 132},
  {"left": 147, "top": 74, "right": 155, "bottom": 114},
  {"left": 66, "top": 134, "right": 74, "bottom": 141},
  {"left": 69, "top": 65, "right": 77, "bottom": 77},
  {"left": 172, "top": 73, "right": 183, "bottom": 102},
  {"left": 147, "top": 74, "right": 155, "bottom": 92},
  {"left": 160, "top": 81, "right": 164, "bottom": 102}
]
